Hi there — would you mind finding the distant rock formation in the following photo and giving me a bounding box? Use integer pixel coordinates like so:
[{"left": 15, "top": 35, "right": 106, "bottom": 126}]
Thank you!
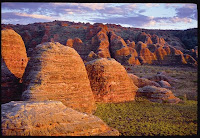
[
  {"left": 1, "top": 101, "right": 119, "bottom": 136},
  {"left": 66, "top": 37, "right": 87, "bottom": 57},
  {"left": 85, "top": 58, "right": 138, "bottom": 103},
  {"left": 137, "top": 86, "right": 181, "bottom": 103},
  {"left": 1, "top": 21, "right": 197, "bottom": 67},
  {"left": 91, "top": 28, "right": 110, "bottom": 58},
  {"left": 1, "top": 29, "right": 28, "bottom": 78},
  {"left": 22, "top": 42, "right": 96, "bottom": 114},
  {"left": 109, "top": 31, "right": 134, "bottom": 65}
]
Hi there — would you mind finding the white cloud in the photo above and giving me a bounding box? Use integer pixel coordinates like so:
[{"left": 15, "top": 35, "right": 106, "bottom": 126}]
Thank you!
[
  {"left": 145, "top": 3, "right": 160, "bottom": 7},
  {"left": 16, "top": 13, "right": 53, "bottom": 20},
  {"left": 81, "top": 3, "right": 106, "bottom": 10},
  {"left": 171, "top": 17, "right": 192, "bottom": 23}
]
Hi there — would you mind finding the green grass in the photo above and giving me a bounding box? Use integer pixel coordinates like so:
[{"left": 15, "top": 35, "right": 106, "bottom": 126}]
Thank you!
[{"left": 94, "top": 98, "right": 197, "bottom": 136}]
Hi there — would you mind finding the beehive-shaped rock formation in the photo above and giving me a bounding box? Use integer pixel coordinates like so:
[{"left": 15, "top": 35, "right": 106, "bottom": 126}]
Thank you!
[
  {"left": 1, "top": 101, "right": 119, "bottom": 136},
  {"left": 139, "top": 47, "right": 157, "bottom": 64},
  {"left": 91, "top": 28, "right": 110, "bottom": 58},
  {"left": 85, "top": 58, "right": 138, "bottom": 103},
  {"left": 1, "top": 29, "right": 28, "bottom": 78},
  {"left": 66, "top": 37, "right": 86, "bottom": 57},
  {"left": 22, "top": 42, "right": 96, "bottom": 114}
]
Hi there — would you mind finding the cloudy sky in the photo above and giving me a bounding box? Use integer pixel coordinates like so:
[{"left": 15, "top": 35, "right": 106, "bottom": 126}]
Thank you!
[{"left": 1, "top": 3, "right": 197, "bottom": 30}]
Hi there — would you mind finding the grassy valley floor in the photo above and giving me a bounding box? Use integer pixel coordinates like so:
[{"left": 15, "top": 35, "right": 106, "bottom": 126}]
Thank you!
[
  {"left": 94, "top": 98, "right": 197, "bottom": 136},
  {"left": 94, "top": 65, "right": 197, "bottom": 136}
]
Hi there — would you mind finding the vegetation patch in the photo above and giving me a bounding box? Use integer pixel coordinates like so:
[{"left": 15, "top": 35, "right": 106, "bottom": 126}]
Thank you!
[{"left": 94, "top": 98, "right": 197, "bottom": 136}]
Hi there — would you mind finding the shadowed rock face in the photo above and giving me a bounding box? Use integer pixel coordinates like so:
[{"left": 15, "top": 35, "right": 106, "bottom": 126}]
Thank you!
[
  {"left": 1, "top": 59, "right": 22, "bottom": 104},
  {"left": 22, "top": 42, "right": 96, "bottom": 114},
  {"left": 1, "top": 29, "right": 28, "bottom": 79},
  {"left": 137, "top": 86, "right": 181, "bottom": 104},
  {"left": 1, "top": 29, "right": 28, "bottom": 103},
  {"left": 85, "top": 58, "right": 138, "bottom": 103},
  {"left": 1, "top": 101, "right": 119, "bottom": 136}
]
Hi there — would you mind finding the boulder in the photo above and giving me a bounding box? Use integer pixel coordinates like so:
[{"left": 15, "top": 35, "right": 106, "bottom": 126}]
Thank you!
[
  {"left": 148, "top": 74, "right": 170, "bottom": 83},
  {"left": 22, "top": 42, "right": 96, "bottom": 114},
  {"left": 1, "top": 101, "right": 119, "bottom": 136},
  {"left": 85, "top": 58, "right": 138, "bottom": 103},
  {"left": 137, "top": 86, "right": 181, "bottom": 103},
  {"left": 1, "top": 29, "right": 28, "bottom": 79},
  {"left": 128, "top": 73, "right": 160, "bottom": 88},
  {"left": 158, "top": 80, "right": 171, "bottom": 89}
]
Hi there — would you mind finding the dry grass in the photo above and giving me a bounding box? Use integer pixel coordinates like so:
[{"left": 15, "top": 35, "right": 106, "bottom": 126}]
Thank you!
[{"left": 124, "top": 65, "right": 197, "bottom": 100}]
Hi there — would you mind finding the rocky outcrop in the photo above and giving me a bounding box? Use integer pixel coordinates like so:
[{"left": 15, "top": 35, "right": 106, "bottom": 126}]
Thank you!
[
  {"left": 66, "top": 37, "right": 86, "bottom": 56},
  {"left": 137, "top": 86, "right": 181, "bottom": 103},
  {"left": 1, "top": 29, "right": 28, "bottom": 79},
  {"left": 154, "top": 47, "right": 167, "bottom": 63},
  {"left": 128, "top": 73, "right": 160, "bottom": 88},
  {"left": 1, "top": 101, "right": 119, "bottom": 136},
  {"left": 1, "top": 21, "right": 197, "bottom": 67},
  {"left": 184, "top": 54, "right": 198, "bottom": 67},
  {"left": 139, "top": 47, "right": 157, "bottom": 64},
  {"left": 22, "top": 42, "right": 96, "bottom": 114},
  {"left": 137, "top": 32, "right": 153, "bottom": 45},
  {"left": 91, "top": 28, "right": 110, "bottom": 58},
  {"left": 85, "top": 58, "right": 138, "bottom": 103}
]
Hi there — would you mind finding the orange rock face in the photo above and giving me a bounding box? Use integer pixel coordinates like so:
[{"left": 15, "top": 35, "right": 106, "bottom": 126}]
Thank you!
[
  {"left": 154, "top": 47, "right": 167, "bottom": 61},
  {"left": 22, "top": 42, "right": 96, "bottom": 114},
  {"left": 1, "top": 29, "right": 28, "bottom": 79},
  {"left": 85, "top": 58, "right": 138, "bottom": 103},
  {"left": 91, "top": 29, "right": 110, "bottom": 58},
  {"left": 139, "top": 48, "right": 157, "bottom": 64},
  {"left": 1, "top": 101, "right": 119, "bottom": 136}
]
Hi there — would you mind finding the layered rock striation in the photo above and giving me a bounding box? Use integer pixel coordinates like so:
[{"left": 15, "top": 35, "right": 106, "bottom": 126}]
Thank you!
[
  {"left": 85, "top": 58, "right": 138, "bottom": 103},
  {"left": 22, "top": 42, "right": 96, "bottom": 114},
  {"left": 1, "top": 101, "right": 119, "bottom": 136},
  {"left": 1, "top": 29, "right": 28, "bottom": 103},
  {"left": 1, "top": 29, "right": 28, "bottom": 79}
]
